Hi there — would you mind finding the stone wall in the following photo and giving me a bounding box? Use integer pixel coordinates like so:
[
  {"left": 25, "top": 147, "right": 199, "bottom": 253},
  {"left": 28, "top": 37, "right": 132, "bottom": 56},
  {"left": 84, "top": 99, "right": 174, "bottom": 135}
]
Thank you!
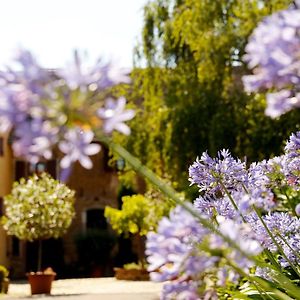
[{"left": 61, "top": 149, "right": 119, "bottom": 268}]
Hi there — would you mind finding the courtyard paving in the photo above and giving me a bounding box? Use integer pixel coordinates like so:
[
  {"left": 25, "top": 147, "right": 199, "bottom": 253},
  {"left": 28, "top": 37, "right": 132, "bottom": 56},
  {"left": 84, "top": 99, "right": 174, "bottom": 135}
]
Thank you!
[{"left": 3, "top": 277, "right": 163, "bottom": 300}]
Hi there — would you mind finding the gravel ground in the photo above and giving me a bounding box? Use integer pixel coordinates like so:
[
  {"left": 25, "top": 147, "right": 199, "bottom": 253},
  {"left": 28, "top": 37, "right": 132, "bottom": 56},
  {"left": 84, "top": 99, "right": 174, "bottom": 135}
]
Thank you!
[{"left": 3, "top": 277, "right": 163, "bottom": 300}]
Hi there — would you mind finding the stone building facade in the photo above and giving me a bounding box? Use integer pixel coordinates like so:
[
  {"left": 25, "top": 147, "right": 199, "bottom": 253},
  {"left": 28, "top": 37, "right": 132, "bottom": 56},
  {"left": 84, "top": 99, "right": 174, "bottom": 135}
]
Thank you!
[
  {"left": 0, "top": 133, "right": 120, "bottom": 278},
  {"left": 0, "top": 131, "right": 13, "bottom": 269}
]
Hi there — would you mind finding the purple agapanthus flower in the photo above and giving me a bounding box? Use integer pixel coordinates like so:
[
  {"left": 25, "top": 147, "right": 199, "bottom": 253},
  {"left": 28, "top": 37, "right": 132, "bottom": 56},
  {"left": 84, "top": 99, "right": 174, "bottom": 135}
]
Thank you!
[
  {"left": 161, "top": 281, "right": 202, "bottom": 300},
  {"left": 97, "top": 97, "right": 135, "bottom": 135},
  {"left": 285, "top": 131, "right": 300, "bottom": 157},
  {"left": 0, "top": 48, "right": 52, "bottom": 95},
  {"left": 0, "top": 48, "right": 133, "bottom": 178},
  {"left": 209, "top": 217, "right": 262, "bottom": 274},
  {"left": 58, "top": 127, "right": 101, "bottom": 170},
  {"left": 189, "top": 149, "right": 247, "bottom": 195},
  {"left": 284, "top": 132, "right": 300, "bottom": 186},
  {"left": 249, "top": 211, "right": 300, "bottom": 268},
  {"left": 194, "top": 194, "right": 238, "bottom": 220},
  {"left": 242, "top": 5, "right": 300, "bottom": 117},
  {"left": 295, "top": 203, "right": 300, "bottom": 216},
  {"left": 57, "top": 50, "right": 130, "bottom": 92},
  {"left": 147, "top": 203, "right": 263, "bottom": 299},
  {"left": 146, "top": 204, "right": 219, "bottom": 299},
  {"left": 243, "top": 7, "right": 300, "bottom": 91},
  {"left": 265, "top": 90, "right": 300, "bottom": 118}
]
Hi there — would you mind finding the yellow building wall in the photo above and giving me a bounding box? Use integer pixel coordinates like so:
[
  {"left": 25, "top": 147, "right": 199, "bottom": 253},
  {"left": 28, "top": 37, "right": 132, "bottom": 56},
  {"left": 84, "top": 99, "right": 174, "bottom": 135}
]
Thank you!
[{"left": 0, "top": 132, "right": 13, "bottom": 267}]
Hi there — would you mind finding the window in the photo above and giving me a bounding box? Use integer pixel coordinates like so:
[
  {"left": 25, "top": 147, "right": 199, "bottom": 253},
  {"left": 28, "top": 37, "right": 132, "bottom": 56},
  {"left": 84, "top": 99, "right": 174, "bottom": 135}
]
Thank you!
[
  {"left": 15, "top": 161, "right": 27, "bottom": 181},
  {"left": 29, "top": 162, "right": 46, "bottom": 175},
  {"left": 0, "top": 137, "right": 3, "bottom": 156},
  {"left": 0, "top": 197, "right": 3, "bottom": 217},
  {"left": 12, "top": 237, "right": 20, "bottom": 257},
  {"left": 15, "top": 160, "right": 57, "bottom": 181}
]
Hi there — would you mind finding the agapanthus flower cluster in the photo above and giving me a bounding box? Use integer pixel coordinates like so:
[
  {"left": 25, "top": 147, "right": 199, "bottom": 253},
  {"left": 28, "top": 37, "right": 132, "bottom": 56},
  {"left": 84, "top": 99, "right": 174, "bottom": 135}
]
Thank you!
[
  {"left": 250, "top": 212, "right": 300, "bottom": 269},
  {"left": 147, "top": 132, "right": 300, "bottom": 299},
  {"left": 242, "top": 4, "right": 300, "bottom": 118},
  {"left": 0, "top": 49, "right": 134, "bottom": 179},
  {"left": 146, "top": 205, "right": 262, "bottom": 299},
  {"left": 284, "top": 131, "right": 300, "bottom": 186},
  {"left": 188, "top": 149, "right": 247, "bottom": 196}
]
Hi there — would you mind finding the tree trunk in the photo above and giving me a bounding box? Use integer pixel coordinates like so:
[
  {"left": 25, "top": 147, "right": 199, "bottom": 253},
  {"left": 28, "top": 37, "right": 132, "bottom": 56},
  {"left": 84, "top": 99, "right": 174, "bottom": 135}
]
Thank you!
[
  {"left": 136, "top": 234, "right": 146, "bottom": 269},
  {"left": 37, "top": 239, "right": 42, "bottom": 271}
]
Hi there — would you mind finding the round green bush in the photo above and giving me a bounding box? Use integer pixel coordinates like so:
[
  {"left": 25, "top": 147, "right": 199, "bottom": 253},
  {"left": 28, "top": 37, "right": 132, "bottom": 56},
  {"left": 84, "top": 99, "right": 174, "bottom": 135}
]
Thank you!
[{"left": 2, "top": 173, "right": 75, "bottom": 241}]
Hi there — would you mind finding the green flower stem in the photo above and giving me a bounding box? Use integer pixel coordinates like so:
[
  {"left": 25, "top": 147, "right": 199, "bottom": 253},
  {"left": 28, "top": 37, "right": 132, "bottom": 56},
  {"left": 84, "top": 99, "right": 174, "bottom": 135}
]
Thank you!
[
  {"left": 218, "top": 180, "right": 246, "bottom": 222},
  {"left": 270, "top": 271, "right": 300, "bottom": 300},
  {"left": 98, "top": 135, "right": 246, "bottom": 246},
  {"left": 283, "top": 191, "right": 296, "bottom": 216},
  {"left": 98, "top": 135, "right": 300, "bottom": 298},
  {"left": 228, "top": 261, "right": 294, "bottom": 300},
  {"left": 276, "top": 232, "right": 300, "bottom": 266},
  {"left": 253, "top": 206, "right": 300, "bottom": 278},
  {"left": 264, "top": 249, "right": 282, "bottom": 273}
]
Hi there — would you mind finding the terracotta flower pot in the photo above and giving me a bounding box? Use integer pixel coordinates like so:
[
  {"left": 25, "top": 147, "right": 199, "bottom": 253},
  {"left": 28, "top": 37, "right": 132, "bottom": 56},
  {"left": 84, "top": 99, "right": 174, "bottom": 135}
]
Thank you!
[
  {"left": 27, "top": 271, "right": 56, "bottom": 295},
  {"left": 114, "top": 267, "right": 149, "bottom": 281}
]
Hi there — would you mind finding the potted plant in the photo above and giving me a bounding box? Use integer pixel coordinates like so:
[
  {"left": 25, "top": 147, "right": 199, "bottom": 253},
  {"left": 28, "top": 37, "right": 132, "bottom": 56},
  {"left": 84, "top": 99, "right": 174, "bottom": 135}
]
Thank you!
[
  {"left": 104, "top": 194, "right": 168, "bottom": 280},
  {"left": 1, "top": 172, "right": 75, "bottom": 295},
  {"left": 114, "top": 262, "right": 149, "bottom": 281},
  {"left": 0, "top": 265, "right": 9, "bottom": 294}
]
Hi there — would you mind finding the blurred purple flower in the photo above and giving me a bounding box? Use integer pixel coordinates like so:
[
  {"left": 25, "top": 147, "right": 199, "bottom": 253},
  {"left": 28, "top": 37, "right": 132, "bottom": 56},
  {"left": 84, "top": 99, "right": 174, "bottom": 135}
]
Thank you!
[
  {"left": 0, "top": 48, "right": 134, "bottom": 176},
  {"left": 146, "top": 204, "right": 218, "bottom": 299},
  {"left": 265, "top": 90, "right": 300, "bottom": 118},
  {"left": 296, "top": 203, "right": 300, "bottom": 216},
  {"left": 57, "top": 50, "right": 130, "bottom": 92},
  {"left": 147, "top": 203, "right": 263, "bottom": 299},
  {"left": 161, "top": 281, "right": 201, "bottom": 300},
  {"left": 215, "top": 217, "right": 262, "bottom": 270},
  {"left": 243, "top": 8, "right": 300, "bottom": 92},
  {"left": 58, "top": 128, "right": 101, "bottom": 169},
  {"left": 243, "top": 5, "right": 300, "bottom": 118},
  {"left": 97, "top": 97, "right": 135, "bottom": 135}
]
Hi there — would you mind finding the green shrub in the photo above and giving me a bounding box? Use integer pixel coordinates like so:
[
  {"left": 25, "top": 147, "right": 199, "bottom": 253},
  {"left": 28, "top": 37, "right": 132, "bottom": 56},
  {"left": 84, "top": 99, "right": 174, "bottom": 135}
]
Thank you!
[
  {"left": 2, "top": 173, "right": 75, "bottom": 241},
  {"left": 1, "top": 172, "right": 75, "bottom": 271}
]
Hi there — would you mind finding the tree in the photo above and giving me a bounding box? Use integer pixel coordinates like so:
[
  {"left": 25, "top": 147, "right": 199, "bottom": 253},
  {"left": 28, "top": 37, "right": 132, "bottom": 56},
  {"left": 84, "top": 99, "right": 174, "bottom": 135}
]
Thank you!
[
  {"left": 113, "top": 0, "right": 300, "bottom": 193},
  {"left": 105, "top": 194, "right": 169, "bottom": 268},
  {"left": 1, "top": 173, "right": 75, "bottom": 271}
]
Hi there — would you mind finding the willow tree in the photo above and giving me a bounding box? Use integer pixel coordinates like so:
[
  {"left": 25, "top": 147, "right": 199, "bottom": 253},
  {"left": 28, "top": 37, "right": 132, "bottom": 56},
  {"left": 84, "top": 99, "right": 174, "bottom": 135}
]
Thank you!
[{"left": 114, "top": 0, "right": 299, "bottom": 192}]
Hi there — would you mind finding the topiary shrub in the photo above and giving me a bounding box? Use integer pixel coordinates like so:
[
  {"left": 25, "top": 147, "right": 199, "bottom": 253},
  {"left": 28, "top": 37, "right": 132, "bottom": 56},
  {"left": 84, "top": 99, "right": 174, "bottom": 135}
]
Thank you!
[{"left": 1, "top": 172, "right": 75, "bottom": 272}]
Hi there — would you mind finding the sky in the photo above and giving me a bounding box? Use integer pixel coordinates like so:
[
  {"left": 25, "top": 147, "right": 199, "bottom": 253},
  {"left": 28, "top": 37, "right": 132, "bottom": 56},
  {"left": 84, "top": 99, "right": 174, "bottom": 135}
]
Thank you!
[{"left": 0, "top": 0, "right": 147, "bottom": 69}]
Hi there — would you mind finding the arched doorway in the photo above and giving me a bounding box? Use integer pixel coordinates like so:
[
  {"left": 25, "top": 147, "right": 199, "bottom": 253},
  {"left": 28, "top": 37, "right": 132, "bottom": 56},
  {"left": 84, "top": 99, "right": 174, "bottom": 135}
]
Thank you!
[{"left": 75, "top": 208, "right": 116, "bottom": 277}]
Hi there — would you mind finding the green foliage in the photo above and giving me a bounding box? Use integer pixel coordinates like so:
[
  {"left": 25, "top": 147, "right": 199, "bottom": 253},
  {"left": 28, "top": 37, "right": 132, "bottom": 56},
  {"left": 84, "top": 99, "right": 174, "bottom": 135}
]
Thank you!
[
  {"left": 123, "top": 262, "right": 145, "bottom": 270},
  {"left": 105, "top": 194, "right": 168, "bottom": 236},
  {"left": 114, "top": 0, "right": 299, "bottom": 192},
  {"left": 2, "top": 173, "right": 75, "bottom": 241}
]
